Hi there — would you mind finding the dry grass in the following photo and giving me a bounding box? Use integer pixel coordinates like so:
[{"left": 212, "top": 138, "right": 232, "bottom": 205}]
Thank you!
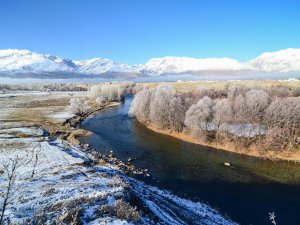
[
  {"left": 147, "top": 124, "right": 300, "bottom": 161},
  {"left": 96, "top": 199, "right": 141, "bottom": 222},
  {"left": 138, "top": 80, "right": 300, "bottom": 93}
]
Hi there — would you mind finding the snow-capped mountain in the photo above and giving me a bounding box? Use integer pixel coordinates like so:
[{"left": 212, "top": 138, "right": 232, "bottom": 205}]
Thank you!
[
  {"left": 0, "top": 49, "right": 139, "bottom": 77},
  {"left": 0, "top": 49, "right": 76, "bottom": 74},
  {"left": 247, "top": 48, "right": 300, "bottom": 73},
  {"left": 141, "top": 57, "right": 254, "bottom": 76},
  {"left": 75, "top": 58, "right": 140, "bottom": 75},
  {"left": 0, "top": 48, "right": 299, "bottom": 79}
]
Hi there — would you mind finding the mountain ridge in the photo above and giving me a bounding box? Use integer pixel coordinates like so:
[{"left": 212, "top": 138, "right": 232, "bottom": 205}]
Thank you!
[{"left": 0, "top": 48, "right": 299, "bottom": 78}]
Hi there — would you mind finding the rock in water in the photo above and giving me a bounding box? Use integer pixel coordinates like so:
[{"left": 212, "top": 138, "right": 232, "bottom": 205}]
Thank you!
[{"left": 224, "top": 162, "right": 231, "bottom": 167}]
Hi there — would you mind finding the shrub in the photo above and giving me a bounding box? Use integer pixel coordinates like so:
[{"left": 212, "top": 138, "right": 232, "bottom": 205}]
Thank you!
[
  {"left": 291, "top": 86, "right": 300, "bottom": 97},
  {"left": 97, "top": 200, "right": 140, "bottom": 221},
  {"left": 67, "top": 98, "right": 90, "bottom": 116}
]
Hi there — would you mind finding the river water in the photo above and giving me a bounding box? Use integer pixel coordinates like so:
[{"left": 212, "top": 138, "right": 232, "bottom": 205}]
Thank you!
[{"left": 79, "top": 95, "right": 300, "bottom": 225}]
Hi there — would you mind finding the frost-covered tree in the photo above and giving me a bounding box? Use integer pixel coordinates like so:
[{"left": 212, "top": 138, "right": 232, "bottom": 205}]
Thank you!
[
  {"left": 268, "top": 85, "right": 290, "bottom": 97},
  {"left": 149, "top": 84, "right": 176, "bottom": 129},
  {"left": 96, "top": 96, "right": 106, "bottom": 106},
  {"left": 184, "top": 96, "right": 215, "bottom": 138},
  {"left": 213, "top": 99, "right": 233, "bottom": 124},
  {"left": 212, "top": 98, "right": 233, "bottom": 143},
  {"left": 213, "top": 98, "right": 233, "bottom": 128},
  {"left": 227, "top": 85, "right": 249, "bottom": 101},
  {"left": 67, "top": 98, "right": 90, "bottom": 116},
  {"left": 244, "top": 89, "right": 270, "bottom": 122},
  {"left": 129, "top": 88, "right": 152, "bottom": 123},
  {"left": 88, "top": 84, "right": 125, "bottom": 102},
  {"left": 130, "top": 85, "right": 186, "bottom": 131},
  {"left": 233, "top": 94, "right": 247, "bottom": 122},
  {"left": 169, "top": 96, "right": 187, "bottom": 132},
  {"left": 265, "top": 97, "right": 300, "bottom": 147},
  {"left": 292, "top": 86, "right": 300, "bottom": 97}
]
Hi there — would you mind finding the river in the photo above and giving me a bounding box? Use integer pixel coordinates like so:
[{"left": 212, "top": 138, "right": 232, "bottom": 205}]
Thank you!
[{"left": 79, "top": 95, "right": 300, "bottom": 225}]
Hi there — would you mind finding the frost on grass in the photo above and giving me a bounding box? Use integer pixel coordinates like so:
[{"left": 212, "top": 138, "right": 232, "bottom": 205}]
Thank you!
[
  {"left": 0, "top": 124, "right": 236, "bottom": 225},
  {"left": 127, "top": 177, "right": 237, "bottom": 225},
  {"left": 0, "top": 136, "right": 133, "bottom": 225},
  {"left": 51, "top": 111, "right": 76, "bottom": 122},
  {"left": 0, "top": 133, "right": 236, "bottom": 225},
  {"left": 0, "top": 127, "right": 44, "bottom": 137}
]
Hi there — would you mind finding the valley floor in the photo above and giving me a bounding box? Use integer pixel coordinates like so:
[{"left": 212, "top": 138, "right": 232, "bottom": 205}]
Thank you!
[{"left": 0, "top": 90, "right": 235, "bottom": 225}]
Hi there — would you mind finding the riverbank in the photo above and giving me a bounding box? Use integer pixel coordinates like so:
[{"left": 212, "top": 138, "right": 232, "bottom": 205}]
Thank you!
[
  {"left": 146, "top": 124, "right": 300, "bottom": 162},
  {"left": 0, "top": 90, "right": 236, "bottom": 225},
  {"left": 0, "top": 91, "right": 141, "bottom": 224}
]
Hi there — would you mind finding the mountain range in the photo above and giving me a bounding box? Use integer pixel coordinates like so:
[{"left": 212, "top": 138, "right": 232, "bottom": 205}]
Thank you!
[{"left": 0, "top": 48, "right": 299, "bottom": 79}]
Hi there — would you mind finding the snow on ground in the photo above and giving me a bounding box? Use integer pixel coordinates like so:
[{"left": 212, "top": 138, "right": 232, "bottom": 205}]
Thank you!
[
  {"left": 51, "top": 111, "right": 75, "bottom": 122},
  {"left": 0, "top": 127, "right": 44, "bottom": 137},
  {"left": 126, "top": 177, "right": 237, "bottom": 225},
  {"left": 0, "top": 91, "right": 50, "bottom": 98},
  {"left": 0, "top": 129, "right": 236, "bottom": 224},
  {"left": 0, "top": 133, "right": 133, "bottom": 224},
  {"left": 0, "top": 90, "right": 85, "bottom": 124},
  {"left": 204, "top": 122, "right": 267, "bottom": 137}
]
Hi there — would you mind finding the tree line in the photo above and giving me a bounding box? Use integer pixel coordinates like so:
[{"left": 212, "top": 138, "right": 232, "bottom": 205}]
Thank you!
[
  {"left": 68, "top": 82, "right": 136, "bottom": 116},
  {"left": 129, "top": 84, "right": 300, "bottom": 151}
]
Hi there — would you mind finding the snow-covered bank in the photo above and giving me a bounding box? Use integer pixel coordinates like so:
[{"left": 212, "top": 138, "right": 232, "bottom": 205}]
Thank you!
[
  {"left": 0, "top": 127, "right": 235, "bottom": 224},
  {"left": 127, "top": 177, "right": 237, "bottom": 225}
]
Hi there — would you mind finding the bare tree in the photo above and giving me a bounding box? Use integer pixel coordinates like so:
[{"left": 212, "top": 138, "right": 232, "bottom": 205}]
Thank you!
[
  {"left": 0, "top": 143, "right": 41, "bottom": 224},
  {"left": 0, "top": 157, "right": 29, "bottom": 224}
]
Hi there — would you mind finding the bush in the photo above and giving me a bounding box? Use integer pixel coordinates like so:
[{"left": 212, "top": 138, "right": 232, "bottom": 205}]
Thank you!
[
  {"left": 97, "top": 199, "right": 140, "bottom": 221},
  {"left": 67, "top": 98, "right": 90, "bottom": 116},
  {"left": 291, "top": 87, "right": 300, "bottom": 97}
]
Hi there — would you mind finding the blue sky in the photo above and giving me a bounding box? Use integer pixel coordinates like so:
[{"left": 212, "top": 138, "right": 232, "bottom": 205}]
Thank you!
[{"left": 0, "top": 0, "right": 299, "bottom": 64}]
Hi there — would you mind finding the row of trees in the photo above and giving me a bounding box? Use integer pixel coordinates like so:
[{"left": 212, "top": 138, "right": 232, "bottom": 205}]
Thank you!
[
  {"left": 68, "top": 82, "right": 134, "bottom": 115},
  {"left": 88, "top": 83, "right": 128, "bottom": 105},
  {"left": 130, "top": 84, "right": 300, "bottom": 151},
  {"left": 0, "top": 83, "right": 88, "bottom": 92}
]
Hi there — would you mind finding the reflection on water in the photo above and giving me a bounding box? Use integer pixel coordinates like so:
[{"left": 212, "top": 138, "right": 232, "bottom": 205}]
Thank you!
[{"left": 79, "top": 95, "right": 300, "bottom": 225}]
